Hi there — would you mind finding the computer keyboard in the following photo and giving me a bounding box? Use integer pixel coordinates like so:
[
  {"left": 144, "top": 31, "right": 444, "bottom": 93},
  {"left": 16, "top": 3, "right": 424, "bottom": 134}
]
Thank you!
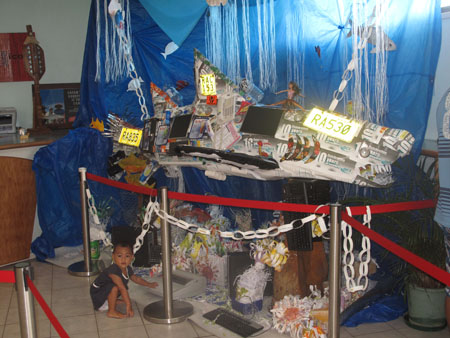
[{"left": 202, "top": 307, "right": 264, "bottom": 337}]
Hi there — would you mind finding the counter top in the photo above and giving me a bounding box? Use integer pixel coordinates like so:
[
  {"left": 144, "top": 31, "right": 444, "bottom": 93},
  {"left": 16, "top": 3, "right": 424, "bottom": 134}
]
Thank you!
[{"left": 0, "top": 129, "right": 69, "bottom": 150}]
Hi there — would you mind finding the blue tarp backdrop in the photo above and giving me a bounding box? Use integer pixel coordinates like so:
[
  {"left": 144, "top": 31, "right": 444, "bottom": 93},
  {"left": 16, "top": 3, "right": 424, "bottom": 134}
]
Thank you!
[
  {"left": 33, "top": 0, "right": 442, "bottom": 265},
  {"left": 74, "top": 0, "right": 441, "bottom": 159}
]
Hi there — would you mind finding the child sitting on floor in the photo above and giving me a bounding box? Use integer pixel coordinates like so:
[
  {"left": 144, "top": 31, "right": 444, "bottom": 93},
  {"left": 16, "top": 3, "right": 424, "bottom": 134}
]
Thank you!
[{"left": 90, "top": 241, "right": 158, "bottom": 318}]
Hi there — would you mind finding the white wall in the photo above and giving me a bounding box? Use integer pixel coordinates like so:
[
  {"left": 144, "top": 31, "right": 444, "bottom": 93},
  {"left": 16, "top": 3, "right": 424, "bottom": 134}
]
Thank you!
[
  {"left": 0, "top": 0, "right": 91, "bottom": 129},
  {"left": 425, "top": 11, "right": 450, "bottom": 142}
]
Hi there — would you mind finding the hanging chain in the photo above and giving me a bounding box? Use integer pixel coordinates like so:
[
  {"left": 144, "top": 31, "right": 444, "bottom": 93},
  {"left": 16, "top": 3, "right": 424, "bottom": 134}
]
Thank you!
[
  {"left": 133, "top": 199, "right": 159, "bottom": 254},
  {"left": 112, "top": 9, "right": 150, "bottom": 121},
  {"left": 357, "top": 206, "right": 372, "bottom": 290},
  {"left": 130, "top": 199, "right": 326, "bottom": 252},
  {"left": 86, "top": 184, "right": 100, "bottom": 225},
  {"left": 85, "top": 184, "right": 112, "bottom": 247},
  {"left": 342, "top": 206, "right": 372, "bottom": 292},
  {"left": 342, "top": 207, "right": 356, "bottom": 291},
  {"left": 328, "top": 25, "right": 374, "bottom": 112}
]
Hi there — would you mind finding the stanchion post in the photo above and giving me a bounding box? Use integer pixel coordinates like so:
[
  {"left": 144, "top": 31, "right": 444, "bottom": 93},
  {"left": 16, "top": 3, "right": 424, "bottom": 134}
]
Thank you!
[
  {"left": 68, "top": 167, "right": 101, "bottom": 277},
  {"left": 160, "top": 186, "right": 173, "bottom": 318},
  {"left": 329, "top": 203, "right": 342, "bottom": 338},
  {"left": 80, "top": 167, "right": 92, "bottom": 273},
  {"left": 14, "top": 262, "right": 37, "bottom": 338},
  {"left": 143, "top": 186, "right": 193, "bottom": 324}
]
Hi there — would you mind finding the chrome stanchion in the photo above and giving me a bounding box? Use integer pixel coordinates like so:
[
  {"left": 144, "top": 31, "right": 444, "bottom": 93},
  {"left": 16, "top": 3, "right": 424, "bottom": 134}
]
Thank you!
[
  {"left": 68, "top": 167, "right": 101, "bottom": 277},
  {"left": 14, "top": 262, "right": 37, "bottom": 338},
  {"left": 329, "top": 203, "right": 342, "bottom": 338},
  {"left": 144, "top": 187, "right": 193, "bottom": 324}
]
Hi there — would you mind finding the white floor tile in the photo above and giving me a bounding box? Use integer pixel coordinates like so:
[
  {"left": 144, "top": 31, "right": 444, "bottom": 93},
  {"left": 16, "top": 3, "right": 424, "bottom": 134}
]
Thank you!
[
  {"left": 51, "top": 298, "right": 95, "bottom": 318},
  {"left": 345, "top": 322, "right": 394, "bottom": 336},
  {"left": 4, "top": 260, "right": 448, "bottom": 338},
  {"left": 397, "top": 327, "right": 450, "bottom": 337},
  {"left": 144, "top": 320, "right": 198, "bottom": 338},
  {"left": 386, "top": 317, "right": 410, "bottom": 330},
  {"left": 50, "top": 314, "right": 97, "bottom": 337},
  {"left": 356, "top": 330, "right": 405, "bottom": 338},
  {"left": 189, "top": 318, "right": 215, "bottom": 337},
  {"left": 68, "top": 332, "right": 100, "bottom": 338},
  {"left": 96, "top": 305, "right": 144, "bottom": 332},
  {"left": 2, "top": 319, "right": 51, "bottom": 338},
  {"left": 99, "top": 325, "right": 148, "bottom": 338}
]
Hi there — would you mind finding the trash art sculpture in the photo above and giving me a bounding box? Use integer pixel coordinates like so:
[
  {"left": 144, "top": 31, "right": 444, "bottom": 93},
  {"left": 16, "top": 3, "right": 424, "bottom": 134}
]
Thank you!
[{"left": 104, "top": 49, "right": 414, "bottom": 188}]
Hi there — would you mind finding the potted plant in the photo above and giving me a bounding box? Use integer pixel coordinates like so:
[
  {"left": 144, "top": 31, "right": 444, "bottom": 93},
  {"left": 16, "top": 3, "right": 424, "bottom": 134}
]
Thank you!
[{"left": 341, "top": 156, "right": 446, "bottom": 330}]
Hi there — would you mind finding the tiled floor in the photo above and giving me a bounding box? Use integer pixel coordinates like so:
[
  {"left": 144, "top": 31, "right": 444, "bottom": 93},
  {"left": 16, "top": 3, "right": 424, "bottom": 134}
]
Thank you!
[{"left": 0, "top": 260, "right": 449, "bottom": 338}]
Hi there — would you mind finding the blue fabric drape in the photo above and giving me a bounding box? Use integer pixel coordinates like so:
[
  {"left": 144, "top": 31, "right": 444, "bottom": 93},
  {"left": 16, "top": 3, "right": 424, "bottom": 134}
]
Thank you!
[
  {"left": 137, "top": 0, "right": 207, "bottom": 47},
  {"left": 74, "top": 0, "right": 441, "bottom": 159}
]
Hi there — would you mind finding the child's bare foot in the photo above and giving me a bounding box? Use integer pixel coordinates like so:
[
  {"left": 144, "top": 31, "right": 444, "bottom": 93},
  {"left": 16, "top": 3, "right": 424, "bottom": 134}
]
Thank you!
[{"left": 107, "top": 310, "right": 126, "bottom": 319}]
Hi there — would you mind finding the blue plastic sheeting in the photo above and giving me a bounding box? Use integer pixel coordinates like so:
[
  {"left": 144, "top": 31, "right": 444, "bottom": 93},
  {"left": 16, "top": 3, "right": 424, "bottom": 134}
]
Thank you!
[
  {"left": 343, "top": 293, "right": 407, "bottom": 327},
  {"left": 31, "top": 128, "right": 114, "bottom": 260},
  {"left": 300, "top": 0, "right": 441, "bottom": 158},
  {"left": 74, "top": 0, "right": 204, "bottom": 128},
  {"left": 137, "top": 0, "right": 207, "bottom": 47},
  {"left": 75, "top": 0, "right": 441, "bottom": 160}
]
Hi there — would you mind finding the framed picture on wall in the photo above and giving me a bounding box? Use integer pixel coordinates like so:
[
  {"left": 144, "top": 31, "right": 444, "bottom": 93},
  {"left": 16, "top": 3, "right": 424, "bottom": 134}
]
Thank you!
[{"left": 32, "top": 83, "right": 80, "bottom": 129}]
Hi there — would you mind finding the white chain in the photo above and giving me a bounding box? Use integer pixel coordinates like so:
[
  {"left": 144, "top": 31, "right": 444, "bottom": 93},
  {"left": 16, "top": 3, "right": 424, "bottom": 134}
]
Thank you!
[
  {"left": 86, "top": 186, "right": 100, "bottom": 225},
  {"left": 342, "top": 206, "right": 372, "bottom": 292},
  {"left": 131, "top": 199, "right": 324, "bottom": 252},
  {"left": 328, "top": 26, "right": 373, "bottom": 112},
  {"left": 85, "top": 185, "right": 112, "bottom": 247},
  {"left": 342, "top": 207, "right": 356, "bottom": 291},
  {"left": 133, "top": 199, "right": 159, "bottom": 254},
  {"left": 112, "top": 10, "right": 150, "bottom": 121},
  {"left": 357, "top": 206, "right": 372, "bottom": 291}
]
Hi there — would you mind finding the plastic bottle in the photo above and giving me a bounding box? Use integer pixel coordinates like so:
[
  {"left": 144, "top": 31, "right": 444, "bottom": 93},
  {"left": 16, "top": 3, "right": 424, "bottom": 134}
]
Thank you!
[{"left": 239, "top": 78, "right": 264, "bottom": 103}]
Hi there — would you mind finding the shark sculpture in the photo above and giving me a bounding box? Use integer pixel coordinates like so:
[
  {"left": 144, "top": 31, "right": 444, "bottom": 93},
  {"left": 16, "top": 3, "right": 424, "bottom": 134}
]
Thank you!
[{"left": 105, "top": 50, "right": 413, "bottom": 188}]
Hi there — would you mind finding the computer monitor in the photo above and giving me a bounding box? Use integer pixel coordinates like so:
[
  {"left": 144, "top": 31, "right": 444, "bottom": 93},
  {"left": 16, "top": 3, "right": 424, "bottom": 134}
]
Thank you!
[
  {"left": 169, "top": 114, "right": 193, "bottom": 139},
  {"left": 239, "top": 106, "right": 284, "bottom": 137}
]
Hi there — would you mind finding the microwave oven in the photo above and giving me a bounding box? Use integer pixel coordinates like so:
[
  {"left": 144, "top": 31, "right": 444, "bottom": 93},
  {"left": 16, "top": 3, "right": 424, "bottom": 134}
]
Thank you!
[{"left": 0, "top": 107, "right": 17, "bottom": 134}]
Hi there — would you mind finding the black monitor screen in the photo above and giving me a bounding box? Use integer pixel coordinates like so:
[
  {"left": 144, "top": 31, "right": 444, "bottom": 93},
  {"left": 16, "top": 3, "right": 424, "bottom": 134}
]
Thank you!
[
  {"left": 239, "top": 106, "right": 284, "bottom": 137},
  {"left": 169, "top": 114, "right": 192, "bottom": 139}
]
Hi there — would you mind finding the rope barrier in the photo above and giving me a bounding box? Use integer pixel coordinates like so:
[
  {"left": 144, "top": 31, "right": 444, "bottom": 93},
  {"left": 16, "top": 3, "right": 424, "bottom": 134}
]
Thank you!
[
  {"left": 86, "top": 171, "right": 447, "bottom": 285},
  {"left": 342, "top": 213, "right": 450, "bottom": 287},
  {"left": 0, "top": 271, "right": 69, "bottom": 338},
  {"left": 25, "top": 275, "right": 70, "bottom": 338},
  {"left": 0, "top": 271, "right": 15, "bottom": 284},
  {"left": 86, "top": 173, "right": 434, "bottom": 215}
]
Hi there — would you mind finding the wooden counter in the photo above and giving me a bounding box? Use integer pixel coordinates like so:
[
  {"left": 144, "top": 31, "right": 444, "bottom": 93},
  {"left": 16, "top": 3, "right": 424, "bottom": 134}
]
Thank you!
[{"left": 0, "top": 130, "right": 68, "bottom": 265}]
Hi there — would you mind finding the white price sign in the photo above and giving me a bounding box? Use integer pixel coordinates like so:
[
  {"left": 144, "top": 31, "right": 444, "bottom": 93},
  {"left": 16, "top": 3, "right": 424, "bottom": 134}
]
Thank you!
[{"left": 303, "top": 108, "right": 361, "bottom": 143}]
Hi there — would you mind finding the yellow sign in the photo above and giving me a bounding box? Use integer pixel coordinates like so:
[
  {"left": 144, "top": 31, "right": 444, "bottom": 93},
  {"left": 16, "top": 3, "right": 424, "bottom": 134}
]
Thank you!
[
  {"left": 200, "top": 74, "right": 216, "bottom": 96},
  {"left": 118, "top": 127, "right": 142, "bottom": 147},
  {"left": 303, "top": 108, "right": 361, "bottom": 143}
]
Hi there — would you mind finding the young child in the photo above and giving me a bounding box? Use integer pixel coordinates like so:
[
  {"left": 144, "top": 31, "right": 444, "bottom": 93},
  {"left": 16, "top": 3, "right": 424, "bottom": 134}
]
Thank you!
[{"left": 90, "top": 241, "right": 158, "bottom": 318}]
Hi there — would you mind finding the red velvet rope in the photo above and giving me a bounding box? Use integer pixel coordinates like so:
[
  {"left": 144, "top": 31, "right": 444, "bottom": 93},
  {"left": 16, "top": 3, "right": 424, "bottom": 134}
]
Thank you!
[
  {"left": 86, "top": 173, "right": 434, "bottom": 214},
  {"left": 86, "top": 172, "right": 327, "bottom": 213},
  {"left": 0, "top": 271, "right": 15, "bottom": 283},
  {"left": 86, "top": 172, "right": 446, "bottom": 284},
  {"left": 344, "top": 200, "right": 436, "bottom": 215},
  {"left": 342, "top": 213, "right": 450, "bottom": 286},
  {"left": 26, "top": 276, "right": 70, "bottom": 338}
]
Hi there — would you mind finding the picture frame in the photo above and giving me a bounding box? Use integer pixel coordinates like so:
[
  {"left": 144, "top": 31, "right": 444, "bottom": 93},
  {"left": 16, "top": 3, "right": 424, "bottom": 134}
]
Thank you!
[{"left": 32, "top": 83, "right": 80, "bottom": 130}]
